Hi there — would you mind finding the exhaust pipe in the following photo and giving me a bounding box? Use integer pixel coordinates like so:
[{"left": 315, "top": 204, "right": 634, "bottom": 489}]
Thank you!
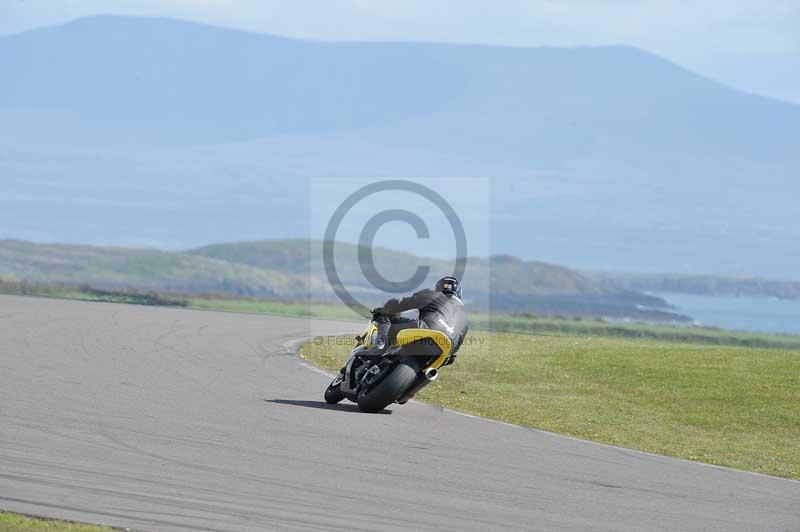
[{"left": 397, "top": 367, "right": 439, "bottom": 404}]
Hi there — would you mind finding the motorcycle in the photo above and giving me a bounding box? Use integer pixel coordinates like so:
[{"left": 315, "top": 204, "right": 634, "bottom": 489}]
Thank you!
[{"left": 323, "top": 316, "right": 453, "bottom": 413}]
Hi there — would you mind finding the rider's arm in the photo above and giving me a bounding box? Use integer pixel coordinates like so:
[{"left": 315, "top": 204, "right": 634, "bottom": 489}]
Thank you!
[{"left": 375, "top": 288, "right": 437, "bottom": 316}]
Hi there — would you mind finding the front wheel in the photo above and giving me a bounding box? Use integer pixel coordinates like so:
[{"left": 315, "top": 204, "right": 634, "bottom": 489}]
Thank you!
[
  {"left": 357, "top": 362, "right": 417, "bottom": 413},
  {"left": 324, "top": 373, "right": 345, "bottom": 404}
]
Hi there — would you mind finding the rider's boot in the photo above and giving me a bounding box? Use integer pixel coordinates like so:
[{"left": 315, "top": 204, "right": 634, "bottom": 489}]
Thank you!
[{"left": 375, "top": 318, "right": 391, "bottom": 349}]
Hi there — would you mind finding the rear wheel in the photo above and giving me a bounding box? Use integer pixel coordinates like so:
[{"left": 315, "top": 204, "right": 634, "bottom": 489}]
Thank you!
[
  {"left": 324, "top": 373, "right": 345, "bottom": 404},
  {"left": 357, "top": 362, "right": 418, "bottom": 413}
]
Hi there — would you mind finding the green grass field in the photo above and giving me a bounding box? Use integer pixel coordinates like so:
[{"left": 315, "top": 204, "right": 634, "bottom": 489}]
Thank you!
[
  {"left": 0, "top": 513, "right": 114, "bottom": 532},
  {"left": 301, "top": 331, "right": 800, "bottom": 479}
]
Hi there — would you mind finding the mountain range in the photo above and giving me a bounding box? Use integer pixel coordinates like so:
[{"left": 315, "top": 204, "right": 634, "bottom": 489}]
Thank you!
[{"left": 1, "top": 15, "right": 798, "bottom": 278}]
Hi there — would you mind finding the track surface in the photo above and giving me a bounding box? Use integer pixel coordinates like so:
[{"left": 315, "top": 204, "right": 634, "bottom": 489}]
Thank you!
[{"left": 0, "top": 295, "right": 798, "bottom": 532}]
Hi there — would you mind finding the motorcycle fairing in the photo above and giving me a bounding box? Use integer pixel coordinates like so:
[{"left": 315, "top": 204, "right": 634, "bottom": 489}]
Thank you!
[{"left": 395, "top": 328, "right": 452, "bottom": 371}]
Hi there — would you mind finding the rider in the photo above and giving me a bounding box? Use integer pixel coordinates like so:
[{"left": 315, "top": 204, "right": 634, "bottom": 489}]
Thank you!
[{"left": 372, "top": 276, "right": 469, "bottom": 365}]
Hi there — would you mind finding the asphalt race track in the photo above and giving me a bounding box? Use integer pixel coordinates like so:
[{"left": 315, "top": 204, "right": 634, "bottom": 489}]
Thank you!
[{"left": 1, "top": 295, "right": 798, "bottom": 531}]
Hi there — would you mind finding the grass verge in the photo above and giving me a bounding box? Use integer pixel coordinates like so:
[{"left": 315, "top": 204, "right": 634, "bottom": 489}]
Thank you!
[
  {"left": 301, "top": 331, "right": 800, "bottom": 479},
  {"left": 186, "top": 297, "right": 359, "bottom": 321},
  {"left": 3, "top": 278, "right": 800, "bottom": 349},
  {"left": 471, "top": 313, "right": 800, "bottom": 349},
  {"left": 0, "top": 512, "right": 115, "bottom": 532}
]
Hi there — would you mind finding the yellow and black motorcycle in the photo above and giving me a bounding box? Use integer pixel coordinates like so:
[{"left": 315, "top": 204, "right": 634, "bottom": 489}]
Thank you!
[{"left": 324, "top": 317, "right": 453, "bottom": 413}]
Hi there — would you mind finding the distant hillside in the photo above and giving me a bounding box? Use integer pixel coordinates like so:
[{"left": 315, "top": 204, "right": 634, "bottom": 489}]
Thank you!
[
  {"left": 1, "top": 16, "right": 799, "bottom": 277},
  {"left": 0, "top": 238, "right": 685, "bottom": 321},
  {"left": 187, "top": 241, "right": 606, "bottom": 297},
  {"left": 588, "top": 271, "right": 800, "bottom": 300},
  {"left": 0, "top": 239, "right": 319, "bottom": 297}
]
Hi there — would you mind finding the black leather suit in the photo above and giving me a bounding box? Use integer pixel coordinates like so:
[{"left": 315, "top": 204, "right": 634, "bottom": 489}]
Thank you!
[{"left": 375, "top": 289, "right": 469, "bottom": 363}]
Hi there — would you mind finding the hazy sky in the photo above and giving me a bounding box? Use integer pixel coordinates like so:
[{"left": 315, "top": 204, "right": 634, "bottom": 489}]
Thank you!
[{"left": 2, "top": 1, "right": 799, "bottom": 103}]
